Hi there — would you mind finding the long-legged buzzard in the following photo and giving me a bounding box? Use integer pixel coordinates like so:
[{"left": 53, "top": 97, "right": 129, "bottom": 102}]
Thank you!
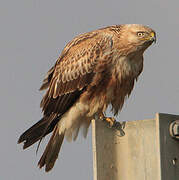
[{"left": 18, "top": 24, "right": 156, "bottom": 172}]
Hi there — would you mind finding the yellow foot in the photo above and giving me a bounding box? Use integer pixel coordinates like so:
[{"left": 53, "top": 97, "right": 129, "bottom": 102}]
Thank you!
[{"left": 100, "top": 115, "right": 126, "bottom": 137}]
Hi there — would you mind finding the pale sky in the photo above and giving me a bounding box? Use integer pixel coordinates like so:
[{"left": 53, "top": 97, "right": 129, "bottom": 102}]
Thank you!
[{"left": 1, "top": 0, "right": 179, "bottom": 179}]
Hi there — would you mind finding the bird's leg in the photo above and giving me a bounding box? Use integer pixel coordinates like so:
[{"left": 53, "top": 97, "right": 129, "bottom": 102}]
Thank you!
[{"left": 99, "top": 113, "right": 126, "bottom": 137}]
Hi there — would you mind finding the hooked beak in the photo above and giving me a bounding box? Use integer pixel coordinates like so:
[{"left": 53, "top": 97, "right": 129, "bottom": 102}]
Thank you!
[{"left": 150, "top": 32, "right": 156, "bottom": 43}]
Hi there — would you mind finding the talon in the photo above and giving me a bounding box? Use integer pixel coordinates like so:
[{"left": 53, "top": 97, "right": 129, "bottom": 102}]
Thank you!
[
  {"left": 121, "top": 122, "right": 126, "bottom": 129},
  {"left": 111, "top": 121, "right": 125, "bottom": 136},
  {"left": 121, "top": 121, "right": 126, "bottom": 129},
  {"left": 98, "top": 113, "right": 126, "bottom": 137}
]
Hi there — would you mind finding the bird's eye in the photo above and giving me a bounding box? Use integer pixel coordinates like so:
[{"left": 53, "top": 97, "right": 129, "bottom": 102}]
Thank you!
[{"left": 137, "top": 32, "right": 145, "bottom": 37}]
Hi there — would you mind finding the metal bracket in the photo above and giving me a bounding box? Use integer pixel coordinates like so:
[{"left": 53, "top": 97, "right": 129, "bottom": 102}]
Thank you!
[{"left": 169, "top": 120, "right": 179, "bottom": 139}]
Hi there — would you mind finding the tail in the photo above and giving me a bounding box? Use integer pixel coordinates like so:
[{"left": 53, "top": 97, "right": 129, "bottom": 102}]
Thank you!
[
  {"left": 18, "top": 116, "right": 65, "bottom": 172},
  {"left": 18, "top": 117, "right": 50, "bottom": 149},
  {"left": 18, "top": 98, "right": 91, "bottom": 172},
  {"left": 38, "top": 125, "right": 64, "bottom": 172},
  {"left": 18, "top": 114, "right": 59, "bottom": 149}
]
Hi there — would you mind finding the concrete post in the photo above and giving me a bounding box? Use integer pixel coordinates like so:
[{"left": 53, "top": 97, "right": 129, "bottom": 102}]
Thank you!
[{"left": 92, "top": 113, "right": 179, "bottom": 180}]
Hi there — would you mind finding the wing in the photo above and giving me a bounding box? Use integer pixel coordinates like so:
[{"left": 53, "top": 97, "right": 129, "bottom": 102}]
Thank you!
[
  {"left": 18, "top": 30, "right": 115, "bottom": 151},
  {"left": 40, "top": 30, "right": 114, "bottom": 116}
]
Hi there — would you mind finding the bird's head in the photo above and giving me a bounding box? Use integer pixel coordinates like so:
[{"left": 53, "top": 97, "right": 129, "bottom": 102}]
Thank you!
[{"left": 119, "top": 24, "right": 156, "bottom": 51}]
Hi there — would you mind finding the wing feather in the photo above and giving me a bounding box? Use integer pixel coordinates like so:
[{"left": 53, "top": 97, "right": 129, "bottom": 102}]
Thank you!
[
  {"left": 37, "top": 30, "right": 114, "bottom": 142},
  {"left": 46, "top": 33, "right": 114, "bottom": 100},
  {"left": 39, "top": 66, "right": 55, "bottom": 91}
]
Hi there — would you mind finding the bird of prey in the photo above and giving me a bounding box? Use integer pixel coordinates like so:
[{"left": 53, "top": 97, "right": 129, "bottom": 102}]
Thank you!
[{"left": 18, "top": 24, "right": 156, "bottom": 172}]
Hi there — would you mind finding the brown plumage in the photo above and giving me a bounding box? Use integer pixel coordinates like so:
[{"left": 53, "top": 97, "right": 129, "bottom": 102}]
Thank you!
[{"left": 18, "top": 24, "right": 156, "bottom": 172}]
